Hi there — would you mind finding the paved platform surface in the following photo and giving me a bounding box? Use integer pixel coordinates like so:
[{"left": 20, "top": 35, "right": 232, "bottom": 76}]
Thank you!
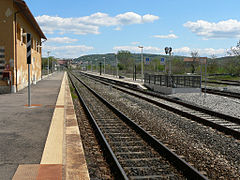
[
  {"left": 0, "top": 72, "right": 64, "bottom": 180},
  {"left": 83, "top": 71, "right": 147, "bottom": 90}
]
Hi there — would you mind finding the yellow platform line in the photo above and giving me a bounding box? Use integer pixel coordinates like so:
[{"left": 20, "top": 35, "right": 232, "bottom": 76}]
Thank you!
[{"left": 40, "top": 72, "right": 66, "bottom": 164}]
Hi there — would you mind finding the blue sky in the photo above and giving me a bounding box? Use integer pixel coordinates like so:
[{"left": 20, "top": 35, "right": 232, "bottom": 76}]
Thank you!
[{"left": 25, "top": 0, "right": 240, "bottom": 58}]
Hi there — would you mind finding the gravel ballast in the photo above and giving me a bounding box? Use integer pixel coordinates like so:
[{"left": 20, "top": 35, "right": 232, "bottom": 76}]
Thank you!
[
  {"left": 79, "top": 75, "right": 240, "bottom": 179},
  {"left": 170, "top": 91, "right": 240, "bottom": 119}
]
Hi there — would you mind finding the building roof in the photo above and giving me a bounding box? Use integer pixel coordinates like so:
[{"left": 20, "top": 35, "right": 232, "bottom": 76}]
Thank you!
[
  {"left": 184, "top": 57, "right": 207, "bottom": 63},
  {"left": 58, "top": 60, "right": 68, "bottom": 65},
  {"left": 14, "top": 0, "right": 47, "bottom": 39}
]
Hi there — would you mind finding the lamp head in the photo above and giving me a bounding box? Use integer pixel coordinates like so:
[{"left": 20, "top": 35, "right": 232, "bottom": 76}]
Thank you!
[
  {"left": 165, "top": 47, "right": 169, "bottom": 54},
  {"left": 169, "top": 47, "right": 172, "bottom": 54}
]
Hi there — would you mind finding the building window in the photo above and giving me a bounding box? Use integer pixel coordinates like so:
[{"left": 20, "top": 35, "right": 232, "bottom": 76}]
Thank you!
[
  {"left": 22, "top": 28, "right": 26, "bottom": 44},
  {"left": 36, "top": 40, "right": 38, "bottom": 52},
  {"left": 32, "top": 38, "right": 35, "bottom": 50}
]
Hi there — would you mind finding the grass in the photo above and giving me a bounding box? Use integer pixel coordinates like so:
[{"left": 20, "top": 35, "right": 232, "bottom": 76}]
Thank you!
[{"left": 70, "top": 85, "right": 78, "bottom": 99}]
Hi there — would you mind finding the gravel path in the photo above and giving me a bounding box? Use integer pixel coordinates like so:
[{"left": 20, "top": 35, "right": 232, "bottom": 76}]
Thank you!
[{"left": 79, "top": 75, "right": 240, "bottom": 179}]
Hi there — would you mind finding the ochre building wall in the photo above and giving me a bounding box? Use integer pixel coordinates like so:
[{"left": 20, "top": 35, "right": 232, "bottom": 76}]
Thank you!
[
  {"left": 0, "top": 0, "right": 14, "bottom": 80},
  {"left": 0, "top": 0, "right": 43, "bottom": 92},
  {"left": 14, "top": 3, "right": 42, "bottom": 90}
]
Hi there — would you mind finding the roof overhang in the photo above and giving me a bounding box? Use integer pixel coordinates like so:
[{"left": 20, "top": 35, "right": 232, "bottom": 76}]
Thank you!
[{"left": 14, "top": 0, "right": 47, "bottom": 40}]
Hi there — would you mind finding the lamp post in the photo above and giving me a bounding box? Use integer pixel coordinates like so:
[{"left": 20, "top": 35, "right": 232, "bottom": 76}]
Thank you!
[
  {"left": 138, "top": 46, "right": 144, "bottom": 82},
  {"left": 103, "top": 57, "right": 106, "bottom": 75},
  {"left": 99, "top": 62, "right": 102, "bottom": 75},
  {"left": 47, "top": 51, "right": 50, "bottom": 76},
  {"left": 95, "top": 59, "right": 97, "bottom": 72},
  {"left": 164, "top": 47, "right": 172, "bottom": 75},
  {"left": 115, "top": 53, "right": 118, "bottom": 78}
]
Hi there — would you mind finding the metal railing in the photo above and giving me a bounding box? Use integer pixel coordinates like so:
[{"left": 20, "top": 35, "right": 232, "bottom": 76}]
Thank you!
[{"left": 144, "top": 74, "right": 201, "bottom": 88}]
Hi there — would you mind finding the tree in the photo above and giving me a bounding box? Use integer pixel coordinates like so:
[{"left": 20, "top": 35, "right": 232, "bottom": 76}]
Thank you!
[
  {"left": 42, "top": 56, "right": 57, "bottom": 70},
  {"left": 117, "top": 50, "right": 132, "bottom": 64},
  {"left": 117, "top": 50, "right": 133, "bottom": 72},
  {"left": 190, "top": 50, "right": 199, "bottom": 74},
  {"left": 228, "top": 40, "right": 240, "bottom": 57},
  {"left": 172, "top": 58, "right": 185, "bottom": 74},
  {"left": 226, "top": 40, "right": 240, "bottom": 75}
]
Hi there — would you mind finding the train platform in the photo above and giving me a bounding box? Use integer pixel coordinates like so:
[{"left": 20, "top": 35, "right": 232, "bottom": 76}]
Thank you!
[
  {"left": 0, "top": 72, "right": 89, "bottom": 180},
  {"left": 82, "top": 71, "right": 147, "bottom": 90}
]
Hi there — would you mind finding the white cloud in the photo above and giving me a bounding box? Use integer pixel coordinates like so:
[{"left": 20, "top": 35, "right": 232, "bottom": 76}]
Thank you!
[
  {"left": 43, "top": 45, "right": 94, "bottom": 58},
  {"left": 184, "top": 19, "right": 240, "bottom": 39},
  {"left": 36, "top": 15, "right": 99, "bottom": 35},
  {"left": 113, "top": 45, "right": 161, "bottom": 53},
  {"left": 142, "top": 14, "right": 159, "bottom": 23},
  {"left": 174, "top": 47, "right": 191, "bottom": 54},
  {"left": 36, "top": 12, "right": 159, "bottom": 35},
  {"left": 47, "top": 37, "right": 78, "bottom": 43},
  {"left": 116, "top": 12, "right": 142, "bottom": 25},
  {"left": 153, "top": 34, "right": 178, "bottom": 39},
  {"left": 174, "top": 47, "right": 226, "bottom": 56}
]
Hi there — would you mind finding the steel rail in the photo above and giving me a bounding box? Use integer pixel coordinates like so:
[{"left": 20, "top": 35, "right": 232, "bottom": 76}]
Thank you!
[
  {"left": 205, "top": 80, "right": 240, "bottom": 86},
  {"left": 78, "top": 71, "right": 240, "bottom": 125},
  {"left": 204, "top": 88, "right": 240, "bottom": 99},
  {"left": 69, "top": 72, "right": 208, "bottom": 180},
  {"left": 68, "top": 73, "right": 128, "bottom": 180},
  {"left": 76, "top": 71, "right": 240, "bottom": 139}
]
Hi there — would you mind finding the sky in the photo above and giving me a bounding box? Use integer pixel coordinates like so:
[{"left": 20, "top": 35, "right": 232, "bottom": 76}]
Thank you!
[{"left": 25, "top": 0, "right": 240, "bottom": 58}]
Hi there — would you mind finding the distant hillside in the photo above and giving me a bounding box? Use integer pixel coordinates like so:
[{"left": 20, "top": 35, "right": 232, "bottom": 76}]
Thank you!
[
  {"left": 74, "top": 53, "right": 238, "bottom": 65},
  {"left": 73, "top": 53, "right": 187, "bottom": 65}
]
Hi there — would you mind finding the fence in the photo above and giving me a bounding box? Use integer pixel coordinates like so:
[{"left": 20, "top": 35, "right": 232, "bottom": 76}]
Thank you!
[{"left": 144, "top": 74, "right": 201, "bottom": 88}]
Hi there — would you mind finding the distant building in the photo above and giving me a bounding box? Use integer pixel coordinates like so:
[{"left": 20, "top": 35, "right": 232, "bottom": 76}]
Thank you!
[
  {"left": 57, "top": 60, "right": 69, "bottom": 68},
  {"left": 0, "top": 0, "right": 46, "bottom": 93}
]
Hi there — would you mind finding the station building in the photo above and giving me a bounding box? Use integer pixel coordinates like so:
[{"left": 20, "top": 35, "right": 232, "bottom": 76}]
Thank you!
[{"left": 0, "top": 0, "right": 46, "bottom": 93}]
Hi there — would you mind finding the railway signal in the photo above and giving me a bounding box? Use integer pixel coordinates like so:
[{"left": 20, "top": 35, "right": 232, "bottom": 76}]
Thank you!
[
  {"left": 164, "top": 47, "right": 173, "bottom": 75},
  {"left": 27, "top": 33, "right": 31, "bottom": 107}
]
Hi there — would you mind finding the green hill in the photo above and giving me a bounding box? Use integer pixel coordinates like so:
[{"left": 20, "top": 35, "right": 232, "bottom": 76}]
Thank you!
[{"left": 73, "top": 53, "right": 186, "bottom": 65}]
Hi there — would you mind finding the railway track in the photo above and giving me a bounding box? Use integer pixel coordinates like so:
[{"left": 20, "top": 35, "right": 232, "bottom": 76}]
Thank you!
[
  {"left": 204, "top": 80, "right": 240, "bottom": 86},
  {"left": 70, "top": 86, "right": 113, "bottom": 179},
  {"left": 204, "top": 88, "right": 240, "bottom": 99},
  {"left": 68, "top": 72, "right": 207, "bottom": 180},
  {"left": 75, "top": 71, "right": 240, "bottom": 140}
]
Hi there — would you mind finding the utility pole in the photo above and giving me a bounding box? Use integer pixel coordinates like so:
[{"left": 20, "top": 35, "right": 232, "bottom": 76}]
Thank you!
[
  {"left": 116, "top": 54, "right": 118, "bottom": 78},
  {"left": 204, "top": 59, "right": 207, "bottom": 98},
  {"left": 164, "top": 47, "right": 172, "bottom": 75},
  {"left": 95, "top": 59, "right": 97, "bottom": 72},
  {"left": 103, "top": 57, "right": 106, "bottom": 75},
  {"left": 47, "top": 51, "right": 50, "bottom": 76},
  {"left": 138, "top": 46, "right": 144, "bottom": 82},
  {"left": 100, "top": 62, "right": 102, "bottom": 75}
]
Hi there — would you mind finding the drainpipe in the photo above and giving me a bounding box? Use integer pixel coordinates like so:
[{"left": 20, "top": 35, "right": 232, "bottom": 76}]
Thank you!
[{"left": 14, "top": 10, "right": 22, "bottom": 92}]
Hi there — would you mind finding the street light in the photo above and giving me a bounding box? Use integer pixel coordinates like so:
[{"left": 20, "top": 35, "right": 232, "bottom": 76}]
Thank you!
[
  {"left": 115, "top": 53, "right": 118, "bottom": 78},
  {"left": 164, "top": 47, "right": 172, "bottom": 75},
  {"left": 95, "top": 59, "right": 97, "bottom": 72},
  {"left": 91, "top": 61, "right": 93, "bottom": 71},
  {"left": 47, "top": 51, "right": 50, "bottom": 76},
  {"left": 138, "top": 46, "right": 144, "bottom": 82},
  {"left": 102, "top": 57, "right": 106, "bottom": 75}
]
